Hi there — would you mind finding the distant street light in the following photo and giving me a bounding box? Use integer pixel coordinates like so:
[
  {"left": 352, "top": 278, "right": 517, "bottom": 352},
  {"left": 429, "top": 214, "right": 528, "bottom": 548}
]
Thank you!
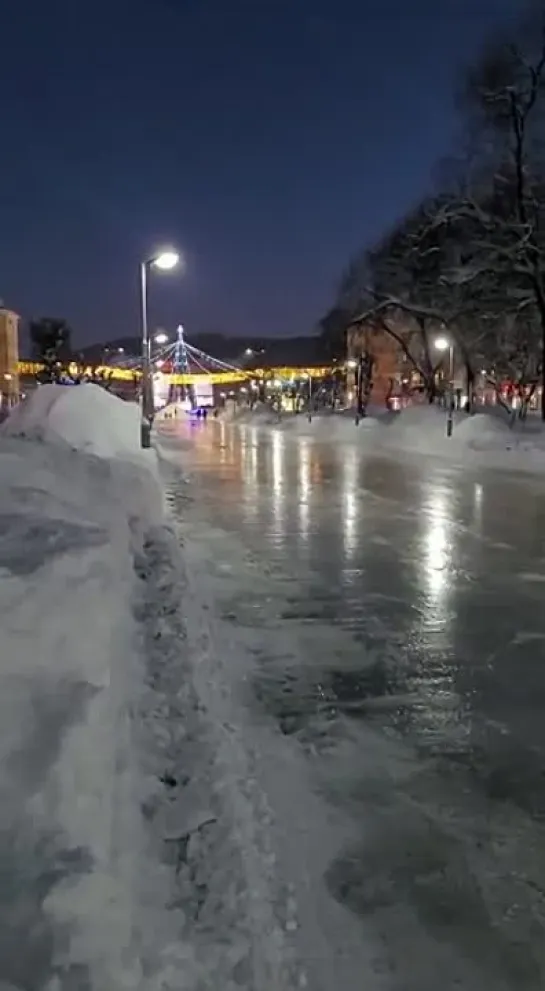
[
  {"left": 140, "top": 250, "right": 181, "bottom": 448},
  {"left": 434, "top": 335, "right": 454, "bottom": 437},
  {"left": 154, "top": 332, "right": 169, "bottom": 345}
]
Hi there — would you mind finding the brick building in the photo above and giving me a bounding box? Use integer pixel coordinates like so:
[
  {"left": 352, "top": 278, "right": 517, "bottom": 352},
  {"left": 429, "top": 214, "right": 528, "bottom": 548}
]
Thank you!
[
  {"left": 346, "top": 314, "right": 412, "bottom": 405},
  {"left": 0, "top": 308, "right": 20, "bottom": 409},
  {"left": 346, "top": 311, "right": 444, "bottom": 406}
]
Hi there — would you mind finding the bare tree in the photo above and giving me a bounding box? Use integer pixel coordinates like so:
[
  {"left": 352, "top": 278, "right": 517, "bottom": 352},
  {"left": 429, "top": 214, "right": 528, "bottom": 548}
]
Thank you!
[
  {"left": 435, "top": 5, "right": 545, "bottom": 414},
  {"left": 328, "top": 5, "right": 545, "bottom": 420},
  {"left": 338, "top": 200, "right": 458, "bottom": 401}
]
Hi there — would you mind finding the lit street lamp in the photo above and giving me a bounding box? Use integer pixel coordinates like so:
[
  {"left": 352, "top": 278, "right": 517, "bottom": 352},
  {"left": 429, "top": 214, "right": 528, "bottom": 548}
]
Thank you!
[
  {"left": 140, "top": 250, "right": 180, "bottom": 448},
  {"left": 154, "top": 331, "right": 169, "bottom": 345},
  {"left": 435, "top": 335, "right": 454, "bottom": 437},
  {"left": 153, "top": 251, "right": 179, "bottom": 271}
]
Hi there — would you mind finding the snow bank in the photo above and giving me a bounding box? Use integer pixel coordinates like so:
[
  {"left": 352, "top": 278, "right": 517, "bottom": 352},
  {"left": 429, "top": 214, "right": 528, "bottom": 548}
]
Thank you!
[
  {"left": 2, "top": 383, "right": 146, "bottom": 465},
  {"left": 0, "top": 394, "right": 180, "bottom": 987},
  {"left": 452, "top": 412, "right": 518, "bottom": 450},
  {"left": 386, "top": 407, "right": 545, "bottom": 464},
  {"left": 227, "top": 406, "right": 381, "bottom": 440},
  {"left": 226, "top": 405, "right": 545, "bottom": 472}
]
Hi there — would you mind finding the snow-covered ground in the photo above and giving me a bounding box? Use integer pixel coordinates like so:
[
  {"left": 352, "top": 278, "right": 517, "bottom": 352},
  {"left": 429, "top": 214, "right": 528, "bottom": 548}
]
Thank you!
[
  {"left": 0, "top": 387, "right": 180, "bottom": 990},
  {"left": 6, "top": 382, "right": 545, "bottom": 990},
  {"left": 220, "top": 403, "right": 545, "bottom": 474},
  {"left": 0, "top": 386, "right": 246, "bottom": 990},
  {"left": 0, "top": 385, "right": 328, "bottom": 990}
]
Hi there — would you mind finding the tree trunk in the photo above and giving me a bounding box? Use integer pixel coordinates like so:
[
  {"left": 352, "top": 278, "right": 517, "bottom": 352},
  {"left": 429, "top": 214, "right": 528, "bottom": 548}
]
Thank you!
[
  {"left": 426, "top": 379, "right": 436, "bottom": 404},
  {"left": 465, "top": 362, "right": 475, "bottom": 413}
]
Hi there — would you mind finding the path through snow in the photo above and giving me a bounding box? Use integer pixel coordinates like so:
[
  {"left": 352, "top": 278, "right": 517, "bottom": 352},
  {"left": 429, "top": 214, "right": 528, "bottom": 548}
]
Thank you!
[{"left": 159, "top": 454, "right": 395, "bottom": 991}]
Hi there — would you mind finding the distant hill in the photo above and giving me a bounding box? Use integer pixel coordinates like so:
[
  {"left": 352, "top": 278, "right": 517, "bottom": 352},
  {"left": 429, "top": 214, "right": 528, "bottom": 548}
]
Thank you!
[{"left": 79, "top": 333, "right": 331, "bottom": 366}]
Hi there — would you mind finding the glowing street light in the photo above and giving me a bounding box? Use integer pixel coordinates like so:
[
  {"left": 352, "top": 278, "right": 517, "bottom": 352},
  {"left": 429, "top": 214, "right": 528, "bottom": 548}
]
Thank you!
[
  {"left": 154, "top": 332, "right": 169, "bottom": 345},
  {"left": 152, "top": 251, "right": 179, "bottom": 271},
  {"left": 140, "top": 249, "right": 181, "bottom": 448},
  {"left": 434, "top": 335, "right": 454, "bottom": 437},
  {"left": 434, "top": 335, "right": 454, "bottom": 381}
]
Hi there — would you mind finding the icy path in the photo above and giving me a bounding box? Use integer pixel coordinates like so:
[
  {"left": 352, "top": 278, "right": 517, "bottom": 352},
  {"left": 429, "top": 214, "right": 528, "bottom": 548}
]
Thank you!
[
  {"left": 160, "top": 462, "right": 383, "bottom": 990},
  {"left": 158, "top": 422, "right": 545, "bottom": 991}
]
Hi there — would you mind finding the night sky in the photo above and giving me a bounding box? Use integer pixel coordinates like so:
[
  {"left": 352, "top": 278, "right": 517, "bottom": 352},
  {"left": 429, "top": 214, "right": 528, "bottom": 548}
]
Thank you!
[{"left": 1, "top": 0, "right": 516, "bottom": 347}]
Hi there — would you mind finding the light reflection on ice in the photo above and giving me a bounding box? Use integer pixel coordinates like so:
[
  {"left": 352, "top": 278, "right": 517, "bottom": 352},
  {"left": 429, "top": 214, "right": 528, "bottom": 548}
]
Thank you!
[
  {"left": 473, "top": 482, "right": 483, "bottom": 526},
  {"left": 244, "top": 429, "right": 258, "bottom": 484},
  {"left": 241, "top": 429, "right": 259, "bottom": 523},
  {"left": 218, "top": 420, "right": 227, "bottom": 463},
  {"left": 271, "top": 429, "right": 285, "bottom": 537},
  {"left": 423, "top": 487, "right": 451, "bottom": 610},
  {"left": 298, "top": 440, "right": 311, "bottom": 543},
  {"left": 342, "top": 456, "right": 359, "bottom": 559}
]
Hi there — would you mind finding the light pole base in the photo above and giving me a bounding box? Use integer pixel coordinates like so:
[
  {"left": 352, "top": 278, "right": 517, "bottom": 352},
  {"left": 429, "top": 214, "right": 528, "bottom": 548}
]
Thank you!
[{"left": 141, "top": 419, "right": 152, "bottom": 449}]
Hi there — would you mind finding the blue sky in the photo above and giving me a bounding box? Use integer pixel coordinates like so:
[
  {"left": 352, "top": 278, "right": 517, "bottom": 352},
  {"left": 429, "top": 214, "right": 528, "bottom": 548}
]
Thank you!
[{"left": 1, "top": 0, "right": 517, "bottom": 345}]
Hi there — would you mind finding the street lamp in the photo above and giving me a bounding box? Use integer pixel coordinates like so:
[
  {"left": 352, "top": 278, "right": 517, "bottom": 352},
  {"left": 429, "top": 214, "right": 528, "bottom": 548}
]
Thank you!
[
  {"left": 435, "top": 335, "right": 454, "bottom": 437},
  {"left": 140, "top": 250, "right": 180, "bottom": 448},
  {"left": 153, "top": 251, "right": 179, "bottom": 271},
  {"left": 154, "top": 332, "right": 169, "bottom": 345}
]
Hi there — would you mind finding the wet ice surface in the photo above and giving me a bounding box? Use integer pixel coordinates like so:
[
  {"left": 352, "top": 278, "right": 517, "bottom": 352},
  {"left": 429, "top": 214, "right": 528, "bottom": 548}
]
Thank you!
[{"left": 159, "top": 420, "right": 545, "bottom": 990}]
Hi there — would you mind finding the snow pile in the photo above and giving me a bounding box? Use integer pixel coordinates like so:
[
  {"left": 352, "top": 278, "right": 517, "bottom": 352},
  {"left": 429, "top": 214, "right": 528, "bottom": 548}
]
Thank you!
[
  {"left": 2, "top": 383, "right": 144, "bottom": 464},
  {"left": 279, "top": 410, "right": 380, "bottom": 440},
  {"left": 227, "top": 404, "right": 545, "bottom": 471},
  {"left": 229, "top": 407, "right": 381, "bottom": 440},
  {"left": 0, "top": 403, "right": 190, "bottom": 987},
  {"left": 452, "top": 412, "right": 521, "bottom": 451},
  {"left": 382, "top": 404, "right": 454, "bottom": 453},
  {"left": 387, "top": 407, "right": 545, "bottom": 464},
  {"left": 226, "top": 404, "right": 281, "bottom": 426}
]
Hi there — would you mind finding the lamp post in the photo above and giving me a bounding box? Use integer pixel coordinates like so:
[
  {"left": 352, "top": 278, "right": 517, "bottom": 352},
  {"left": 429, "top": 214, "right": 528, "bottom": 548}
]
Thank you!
[
  {"left": 140, "top": 251, "right": 179, "bottom": 448},
  {"left": 435, "top": 335, "right": 454, "bottom": 437},
  {"left": 345, "top": 359, "right": 358, "bottom": 422}
]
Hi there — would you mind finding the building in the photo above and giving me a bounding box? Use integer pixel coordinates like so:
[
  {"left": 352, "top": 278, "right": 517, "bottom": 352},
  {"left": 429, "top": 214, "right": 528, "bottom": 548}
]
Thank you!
[
  {"left": 346, "top": 313, "right": 411, "bottom": 405},
  {"left": 0, "top": 308, "right": 20, "bottom": 408},
  {"left": 346, "top": 311, "right": 451, "bottom": 406}
]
